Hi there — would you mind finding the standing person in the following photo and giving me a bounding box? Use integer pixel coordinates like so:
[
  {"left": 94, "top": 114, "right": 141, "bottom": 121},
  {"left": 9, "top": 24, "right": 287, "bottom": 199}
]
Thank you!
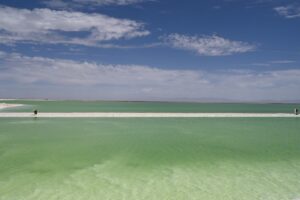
[
  {"left": 34, "top": 109, "right": 38, "bottom": 116},
  {"left": 295, "top": 108, "right": 298, "bottom": 115}
]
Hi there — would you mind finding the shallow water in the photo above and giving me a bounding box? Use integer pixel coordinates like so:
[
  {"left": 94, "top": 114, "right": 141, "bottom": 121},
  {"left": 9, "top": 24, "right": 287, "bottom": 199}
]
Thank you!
[{"left": 1, "top": 118, "right": 300, "bottom": 199}]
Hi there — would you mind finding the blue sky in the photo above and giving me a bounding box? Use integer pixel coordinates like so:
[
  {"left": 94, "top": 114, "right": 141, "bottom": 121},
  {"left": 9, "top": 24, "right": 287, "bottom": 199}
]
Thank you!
[{"left": 0, "top": 0, "right": 299, "bottom": 101}]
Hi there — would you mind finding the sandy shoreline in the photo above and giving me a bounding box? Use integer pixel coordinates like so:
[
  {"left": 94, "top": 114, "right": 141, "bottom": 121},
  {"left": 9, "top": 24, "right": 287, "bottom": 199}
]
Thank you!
[
  {"left": 0, "top": 103, "right": 23, "bottom": 110},
  {"left": 0, "top": 112, "right": 299, "bottom": 118}
]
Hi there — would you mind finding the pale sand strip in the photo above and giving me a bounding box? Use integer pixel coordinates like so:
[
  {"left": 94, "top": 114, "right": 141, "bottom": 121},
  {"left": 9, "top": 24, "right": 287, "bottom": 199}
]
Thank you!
[
  {"left": 0, "top": 103, "right": 23, "bottom": 110},
  {"left": 0, "top": 112, "right": 299, "bottom": 118}
]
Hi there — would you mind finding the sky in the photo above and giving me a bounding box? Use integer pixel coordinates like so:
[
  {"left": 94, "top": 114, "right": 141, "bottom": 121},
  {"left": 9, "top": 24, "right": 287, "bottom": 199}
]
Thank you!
[{"left": 0, "top": 0, "right": 299, "bottom": 102}]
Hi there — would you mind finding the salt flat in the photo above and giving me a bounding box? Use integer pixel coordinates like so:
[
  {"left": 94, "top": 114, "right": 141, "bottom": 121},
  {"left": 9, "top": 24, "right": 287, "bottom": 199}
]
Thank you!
[
  {"left": 0, "top": 112, "right": 299, "bottom": 118},
  {"left": 0, "top": 103, "right": 23, "bottom": 110}
]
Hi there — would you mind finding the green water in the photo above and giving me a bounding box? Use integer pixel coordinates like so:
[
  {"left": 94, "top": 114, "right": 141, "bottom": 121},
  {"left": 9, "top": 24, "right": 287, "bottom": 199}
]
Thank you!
[
  {"left": 1, "top": 100, "right": 299, "bottom": 113},
  {"left": 1, "top": 118, "right": 300, "bottom": 200}
]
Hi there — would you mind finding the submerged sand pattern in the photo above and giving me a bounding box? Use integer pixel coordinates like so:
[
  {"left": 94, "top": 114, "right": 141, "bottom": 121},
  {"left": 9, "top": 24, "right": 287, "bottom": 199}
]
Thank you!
[{"left": 1, "top": 118, "right": 300, "bottom": 199}]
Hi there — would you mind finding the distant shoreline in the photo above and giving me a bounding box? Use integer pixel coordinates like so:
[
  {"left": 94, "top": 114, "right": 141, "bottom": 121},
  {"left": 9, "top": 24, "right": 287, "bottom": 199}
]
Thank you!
[
  {"left": 0, "top": 112, "right": 299, "bottom": 118},
  {"left": 1, "top": 99, "right": 299, "bottom": 104}
]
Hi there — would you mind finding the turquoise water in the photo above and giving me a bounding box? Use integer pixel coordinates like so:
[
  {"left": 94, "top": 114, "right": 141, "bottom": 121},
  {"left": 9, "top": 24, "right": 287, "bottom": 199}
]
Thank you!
[
  {"left": 1, "top": 117, "right": 300, "bottom": 199},
  {"left": 1, "top": 100, "right": 299, "bottom": 113}
]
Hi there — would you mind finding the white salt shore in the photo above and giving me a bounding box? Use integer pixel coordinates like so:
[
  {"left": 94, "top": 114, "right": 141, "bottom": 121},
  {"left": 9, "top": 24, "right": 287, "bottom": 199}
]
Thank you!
[
  {"left": 0, "top": 112, "right": 299, "bottom": 118},
  {"left": 0, "top": 103, "right": 23, "bottom": 110}
]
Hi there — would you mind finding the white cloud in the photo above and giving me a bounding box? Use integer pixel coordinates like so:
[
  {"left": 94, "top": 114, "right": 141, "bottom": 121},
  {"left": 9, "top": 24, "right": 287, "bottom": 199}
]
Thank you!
[
  {"left": 163, "top": 34, "right": 256, "bottom": 56},
  {"left": 0, "top": 52, "right": 203, "bottom": 86},
  {"left": 252, "top": 63, "right": 271, "bottom": 67},
  {"left": 0, "top": 6, "right": 149, "bottom": 46},
  {"left": 271, "top": 60, "right": 295, "bottom": 64},
  {"left": 252, "top": 60, "right": 295, "bottom": 66},
  {"left": 0, "top": 51, "right": 299, "bottom": 102},
  {"left": 274, "top": 5, "right": 300, "bottom": 18}
]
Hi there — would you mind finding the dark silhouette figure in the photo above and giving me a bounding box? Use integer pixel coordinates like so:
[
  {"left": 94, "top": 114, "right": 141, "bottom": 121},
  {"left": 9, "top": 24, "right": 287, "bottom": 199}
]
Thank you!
[
  {"left": 295, "top": 108, "right": 299, "bottom": 115},
  {"left": 34, "top": 109, "right": 38, "bottom": 115}
]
